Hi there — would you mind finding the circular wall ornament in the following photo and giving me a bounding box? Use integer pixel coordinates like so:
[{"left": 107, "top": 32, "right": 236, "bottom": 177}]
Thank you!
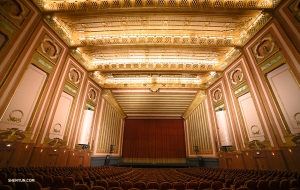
[
  {"left": 230, "top": 68, "right": 243, "bottom": 85},
  {"left": 68, "top": 68, "right": 81, "bottom": 84},
  {"left": 251, "top": 125, "right": 261, "bottom": 135},
  {"left": 8, "top": 110, "right": 24, "bottom": 123},
  {"left": 88, "top": 88, "right": 97, "bottom": 101},
  {"left": 212, "top": 88, "right": 222, "bottom": 102}
]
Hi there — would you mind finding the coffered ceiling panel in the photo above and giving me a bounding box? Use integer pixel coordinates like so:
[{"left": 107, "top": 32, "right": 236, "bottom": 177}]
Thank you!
[
  {"left": 34, "top": 0, "right": 281, "bottom": 116},
  {"left": 112, "top": 89, "right": 197, "bottom": 116}
]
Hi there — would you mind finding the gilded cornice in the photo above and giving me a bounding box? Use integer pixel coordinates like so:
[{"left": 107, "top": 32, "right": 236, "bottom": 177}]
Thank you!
[
  {"left": 182, "top": 90, "right": 206, "bottom": 119},
  {"left": 102, "top": 89, "right": 126, "bottom": 118},
  {"left": 36, "top": 0, "right": 275, "bottom": 90},
  {"left": 36, "top": 0, "right": 279, "bottom": 12}
]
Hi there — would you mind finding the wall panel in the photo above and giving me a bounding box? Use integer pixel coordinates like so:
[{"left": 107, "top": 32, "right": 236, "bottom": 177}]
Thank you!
[
  {"left": 49, "top": 92, "right": 74, "bottom": 139},
  {"left": 186, "top": 100, "right": 213, "bottom": 156},
  {"left": 0, "top": 64, "right": 47, "bottom": 131},
  {"left": 266, "top": 64, "right": 300, "bottom": 134},
  {"left": 238, "top": 93, "right": 265, "bottom": 142}
]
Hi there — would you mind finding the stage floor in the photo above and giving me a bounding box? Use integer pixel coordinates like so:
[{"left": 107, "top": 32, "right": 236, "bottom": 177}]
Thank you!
[{"left": 113, "top": 163, "right": 193, "bottom": 168}]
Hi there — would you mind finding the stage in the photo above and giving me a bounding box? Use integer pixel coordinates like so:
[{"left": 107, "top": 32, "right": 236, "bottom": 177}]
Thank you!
[{"left": 113, "top": 162, "right": 193, "bottom": 168}]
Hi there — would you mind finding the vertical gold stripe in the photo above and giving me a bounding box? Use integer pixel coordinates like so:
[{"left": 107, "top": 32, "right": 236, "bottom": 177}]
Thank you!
[
  {"left": 101, "top": 101, "right": 109, "bottom": 152},
  {"left": 198, "top": 104, "right": 205, "bottom": 152},
  {"left": 190, "top": 111, "right": 196, "bottom": 153},
  {"left": 203, "top": 101, "right": 212, "bottom": 151},
  {"left": 98, "top": 101, "right": 107, "bottom": 152}
]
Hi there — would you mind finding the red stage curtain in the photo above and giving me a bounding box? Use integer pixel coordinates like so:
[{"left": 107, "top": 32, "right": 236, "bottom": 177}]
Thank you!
[{"left": 122, "top": 119, "right": 186, "bottom": 159}]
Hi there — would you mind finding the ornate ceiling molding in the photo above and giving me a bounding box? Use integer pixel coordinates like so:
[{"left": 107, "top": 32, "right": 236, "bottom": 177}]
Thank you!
[{"left": 36, "top": 0, "right": 279, "bottom": 12}]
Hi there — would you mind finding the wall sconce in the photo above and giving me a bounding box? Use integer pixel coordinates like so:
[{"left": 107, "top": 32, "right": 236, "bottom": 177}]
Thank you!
[
  {"left": 25, "top": 145, "right": 28, "bottom": 149},
  {"left": 40, "top": 149, "right": 43, "bottom": 153},
  {"left": 272, "top": 152, "right": 275, "bottom": 156},
  {"left": 288, "top": 148, "right": 292, "bottom": 153},
  {"left": 5, "top": 144, "right": 12, "bottom": 147},
  {"left": 256, "top": 151, "right": 260, "bottom": 155},
  {"left": 54, "top": 149, "right": 57, "bottom": 152}
]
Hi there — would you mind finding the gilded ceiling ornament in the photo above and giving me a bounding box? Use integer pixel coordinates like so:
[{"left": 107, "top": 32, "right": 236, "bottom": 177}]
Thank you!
[
  {"left": 8, "top": 109, "right": 24, "bottom": 123},
  {"left": 150, "top": 84, "right": 159, "bottom": 92}
]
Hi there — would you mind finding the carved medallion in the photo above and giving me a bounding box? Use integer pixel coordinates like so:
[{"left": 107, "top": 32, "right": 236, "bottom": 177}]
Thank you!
[
  {"left": 88, "top": 88, "right": 97, "bottom": 102},
  {"left": 68, "top": 68, "right": 81, "bottom": 84},
  {"left": 0, "top": 0, "right": 26, "bottom": 20},
  {"left": 229, "top": 67, "right": 244, "bottom": 85},
  {"left": 251, "top": 125, "right": 261, "bottom": 135},
  {"left": 7, "top": 109, "right": 24, "bottom": 123},
  {"left": 212, "top": 88, "right": 222, "bottom": 102},
  {"left": 40, "top": 36, "right": 61, "bottom": 62},
  {"left": 252, "top": 33, "right": 277, "bottom": 64},
  {"left": 53, "top": 123, "right": 61, "bottom": 133}
]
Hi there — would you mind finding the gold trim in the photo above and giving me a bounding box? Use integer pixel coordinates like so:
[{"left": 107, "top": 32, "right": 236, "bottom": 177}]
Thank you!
[
  {"left": 182, "top": 90, "right": 206, "bottom": 119},
  {"left": 102, "top": 89, "right": 126, "bottom": 118},
  {"left": 53, "top": 123, "right": 61, "bottom": 133},
  {"left": 251, "top": 125, "right": 261, "bottom": 135},
  {"left": 294, "top": 112, "right": 300, "bottom": 126},
  {"left": 8, "top": 109, "right": 24, "bottom": 123},
  {"left": 0, "top": 128, "right": 26, "bottom": 142},
  {"left": 229, "top": 67, "right": 244, "bottom": 85}
]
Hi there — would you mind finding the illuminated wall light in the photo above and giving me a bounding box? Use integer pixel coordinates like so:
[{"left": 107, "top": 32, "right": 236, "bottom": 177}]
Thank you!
[
  {"left": 5, "top": 144, "right": 11, "bottom": 147},
  {"left": 54, "top": 149, "right": 57, "bottom": 152},
  {"left": 25, "top": 145, "right": 28, "bottom": 149},
  {"left": 236, "top": 155, "right": 239, "bottom": 158},
  {"left": 246, "top": 152, "right": 249, "bottom": 156},
  {"left": 288, "top": 148, "right": 292, "bottom": 153},
  {"left": 272, "top": 152, "right": 275, "bottom": 156},
  {"left": 73, "top": 153, "right": 75, "bottom": 156},
  {"left": 40, "top": 149, "right": 43, "bottom": 153}
]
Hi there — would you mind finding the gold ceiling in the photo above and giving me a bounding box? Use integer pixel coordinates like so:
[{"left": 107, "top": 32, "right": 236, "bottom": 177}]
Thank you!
[{"left": 33, "top": 0, "right": 281, "bottom": 116}]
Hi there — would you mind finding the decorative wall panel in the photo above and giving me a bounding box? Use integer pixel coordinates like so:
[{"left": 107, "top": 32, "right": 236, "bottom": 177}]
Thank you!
[
  {"left": 37, "top": 34, "right": 62, "bottom": 64},
  {"left": 238, "top": 93, "right": 265, "bottom": 142},
  {"left": 96, "top": 100, "right": 122, "bottom": 154},
  {"left": 267, "top": 64, "right": 300, "bottom": 134},
  {"left": 49, "top": 92, "right": 73, "bottom": 139},
  {"left": 216, "top": 111, "right": 233, "bottom": 147},
  {"left": 0, "top": 64, "right": 46, "bottom": 131},
  {"left": 78, "top": 110, "right": 94, "bottom": 145},
  {"left": 0, "top": 0, "right": 30, "bottom": 26},
  {"left": 186, "top": 100, "right": 212, "bottom": 155}
]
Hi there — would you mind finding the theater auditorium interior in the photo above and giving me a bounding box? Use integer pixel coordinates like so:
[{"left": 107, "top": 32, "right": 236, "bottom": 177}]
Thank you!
[{"left": 0, "top": 0, "right": 300, "bottom": 189}]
